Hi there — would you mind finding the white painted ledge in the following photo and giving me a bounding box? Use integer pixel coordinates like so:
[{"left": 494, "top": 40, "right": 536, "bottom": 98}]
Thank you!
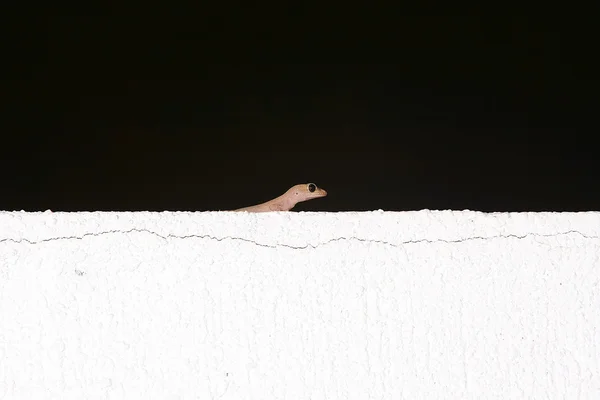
[{"left": 1, "top": 210, "right": 599, "bottom": 399}]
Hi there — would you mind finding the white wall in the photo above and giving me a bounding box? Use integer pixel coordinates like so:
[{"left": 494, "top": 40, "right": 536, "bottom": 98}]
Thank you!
[{"left": 1, "top": 210, "right": 599, "bottom": 399}]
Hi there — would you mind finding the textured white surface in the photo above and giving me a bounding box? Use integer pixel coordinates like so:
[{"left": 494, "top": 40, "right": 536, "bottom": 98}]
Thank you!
[{"left": 1, "top": 210, "right": 599, "bottom": 399}]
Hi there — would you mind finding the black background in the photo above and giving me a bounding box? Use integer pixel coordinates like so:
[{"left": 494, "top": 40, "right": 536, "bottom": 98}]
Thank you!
[{"left": 3, "top": 12, "right": 598, "bottom": 212}]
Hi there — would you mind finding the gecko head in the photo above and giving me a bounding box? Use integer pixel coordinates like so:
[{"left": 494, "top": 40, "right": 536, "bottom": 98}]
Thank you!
[{"left": 287, "top": 183, "right": 328, "bottom": 205}]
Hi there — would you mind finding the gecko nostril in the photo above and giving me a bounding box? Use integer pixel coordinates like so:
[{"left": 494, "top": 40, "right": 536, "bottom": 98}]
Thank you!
[{"left": 308, "top": 183, "right": 316, "bottom": 192}]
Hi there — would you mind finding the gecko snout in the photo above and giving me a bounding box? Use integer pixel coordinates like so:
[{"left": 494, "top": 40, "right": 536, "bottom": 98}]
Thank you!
[
  {"left": 307, "top": 183, "right": 326, "bottom": 196},
  {"left": 306, "top": 183, "right": 327, "bottom": 198}
]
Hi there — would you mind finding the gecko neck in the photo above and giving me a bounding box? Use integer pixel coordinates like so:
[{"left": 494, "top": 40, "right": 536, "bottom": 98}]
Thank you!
[{"left": 265, "top": 193, "right": 296, "bottom": 211}]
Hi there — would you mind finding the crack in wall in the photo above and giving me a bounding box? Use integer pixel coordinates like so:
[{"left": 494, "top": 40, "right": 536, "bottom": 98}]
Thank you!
[{"left": 0, "top": 228, "right": 597, "bottom": 250}]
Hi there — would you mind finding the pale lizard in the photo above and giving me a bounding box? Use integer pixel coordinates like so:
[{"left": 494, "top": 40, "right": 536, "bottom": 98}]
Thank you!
[{"left": 233, "top": 183, "right": 327, "bottom": 212}]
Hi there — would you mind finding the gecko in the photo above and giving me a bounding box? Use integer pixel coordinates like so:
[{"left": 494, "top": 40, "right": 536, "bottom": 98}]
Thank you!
[{"left": 233, "top": 183, "right": 327, "bottom": 212}]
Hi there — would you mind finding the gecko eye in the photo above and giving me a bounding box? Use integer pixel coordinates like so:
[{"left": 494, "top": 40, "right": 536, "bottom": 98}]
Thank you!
[{"left": 308, "top": 183, "right": 316, "bottom": 193}]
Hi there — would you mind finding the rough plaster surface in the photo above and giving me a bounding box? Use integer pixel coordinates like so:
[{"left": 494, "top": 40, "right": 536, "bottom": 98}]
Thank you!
[{"left": 1, "top": 210, "right": 599, "bottom": 399}]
